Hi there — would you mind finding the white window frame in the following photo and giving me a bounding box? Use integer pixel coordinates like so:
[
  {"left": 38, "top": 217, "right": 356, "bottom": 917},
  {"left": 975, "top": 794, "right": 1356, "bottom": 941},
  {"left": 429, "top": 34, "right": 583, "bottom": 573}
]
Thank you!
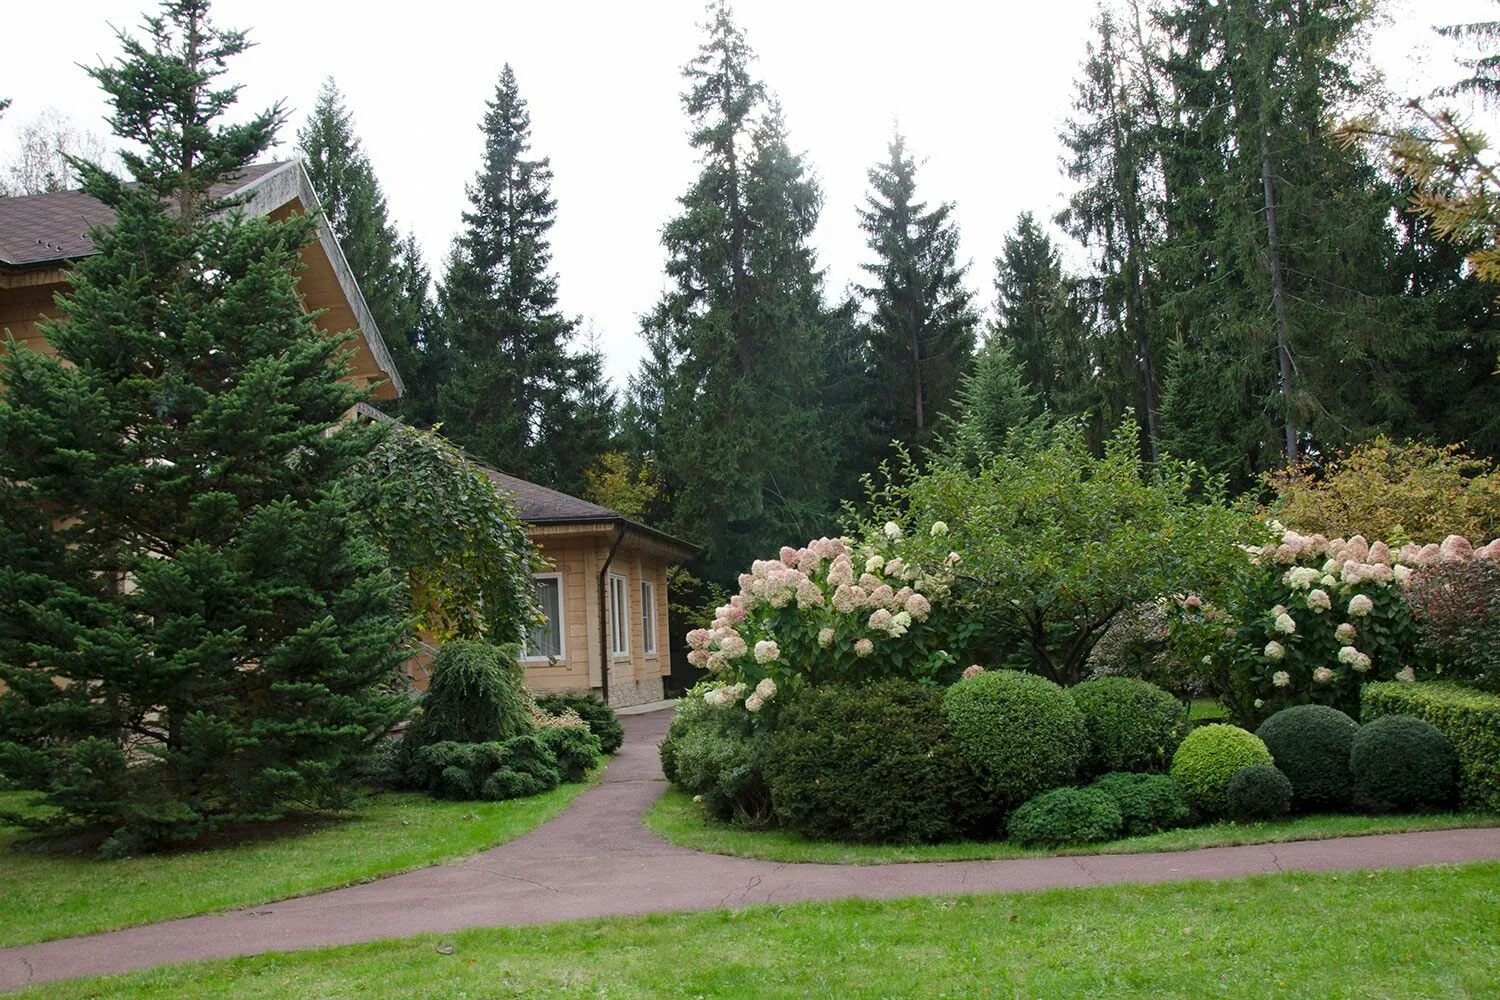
[
  {"left": 523, "top": 572, "right": 565, "bottom": 662},
  {"left": 609, "top": 572, "right": 631, "bottom": 658},
  {"left": 640, "top": 578, "right": 658, "bottom": 656}
]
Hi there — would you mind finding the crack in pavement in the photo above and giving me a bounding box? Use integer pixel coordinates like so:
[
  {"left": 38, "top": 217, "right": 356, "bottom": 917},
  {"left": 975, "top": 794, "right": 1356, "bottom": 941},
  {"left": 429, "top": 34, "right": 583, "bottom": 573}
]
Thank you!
[
  {"left": 467, "top": 866, "right": 570, "bottom": 895},
  {"left": 1070, "top": 858, "right": 1102, "bottom": 886},
  {"left": 1266, "top": 846, "right": 1285, "bottom": 874},
  {"left": 719, "top": 874, "right": 764, "bottom": 908},
  {"left": 18, "top": 956, "right": 33, "bottom": 987}
]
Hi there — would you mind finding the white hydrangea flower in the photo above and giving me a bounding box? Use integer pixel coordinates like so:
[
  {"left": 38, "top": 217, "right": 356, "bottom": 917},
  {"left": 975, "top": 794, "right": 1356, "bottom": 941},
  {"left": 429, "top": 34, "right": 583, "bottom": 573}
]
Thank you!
[
  {"left": 1335, "top": 622, "right": 1357, "bottom": 645},
  {"left": 1396, "top": 666, "right": 1416, "bottom": 683},
  {"left": 930, "top": 521, "right": 948, "bottom": 537},
  {"left": 753, "top": 640, "right": 780, "bottom": 663},
  {"left": 817, "top": 626, "right": 836, "bottom": 648},
  {"left": 1348, "top": 594, "right": 1374, "bottom": 617},
  {"left": 883, "top": 521, "right": 903, "bottom": 540},
  {"left": 745, "top": 692, "right": 765, "bottom": 713},
  {"left": 1313, "top": 666, "right": 1335, "bottom": 684},
  {"left": 1274, "top": 612, "right": 1297, "bottom": 635},
  {"left": 1254, "top": 698, "right": 1264, "bottom": 709},
  {"left": 865, "top": 555, "right": 884, "bottom": 574},
  {"left": 1306, "top": 589, "right": 1331, "bottom": 613},
  {"left": 854, "top": 638, "right": 874, "bottom": 657},
  {"left": 1337, "top": 645, "right": 1360, "bottom": 666},
  {"left": 1393, "top": 564, "right": 1412, "bottom": 586},
  {"left": 1320, "top": 575, "right": 1338, "bottom": 588},
  {"left": 755, "top": 677, "right": 777, "bottom": 701},
  {"left": 1273, "top": 670, "right": 1291, "bottom": 688},
  {"left": 1265, "top": 641, "right": 1286, "bottom": 662}
]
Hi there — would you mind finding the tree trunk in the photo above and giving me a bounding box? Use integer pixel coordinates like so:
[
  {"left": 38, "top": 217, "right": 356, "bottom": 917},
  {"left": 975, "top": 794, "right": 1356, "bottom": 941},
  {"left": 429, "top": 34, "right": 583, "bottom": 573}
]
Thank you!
[{"left": 1259, "top": 133, "right": 1298, "bottom": 464}]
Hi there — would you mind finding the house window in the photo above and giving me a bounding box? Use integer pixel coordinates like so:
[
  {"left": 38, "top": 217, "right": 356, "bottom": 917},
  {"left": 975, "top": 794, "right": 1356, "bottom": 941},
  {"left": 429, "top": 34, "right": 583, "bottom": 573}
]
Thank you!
[
  {"left": 525, "top": 574, "right": 564, "bottom": 660},
  {"left": 640, "top": 579, "right": 657, "bottom": 656},
  {"left": 609, "top": 573, "right": 630, "bottom": 657}
]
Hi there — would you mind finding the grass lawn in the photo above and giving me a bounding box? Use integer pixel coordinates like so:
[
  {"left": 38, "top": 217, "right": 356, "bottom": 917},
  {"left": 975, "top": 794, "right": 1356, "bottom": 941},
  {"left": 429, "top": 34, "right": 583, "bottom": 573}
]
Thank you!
[
  {"left": 645, "top": 787, "right": 1500, "bottom": 864},
  {"left": 23, "top": 862, "right": 1500, "bottom": 998},
  {"left": 0, "top": 771, "right": 598, "bottom": 948},
  {"left": 1188, "top": 696, "right": 1229, "bottom": 722}
]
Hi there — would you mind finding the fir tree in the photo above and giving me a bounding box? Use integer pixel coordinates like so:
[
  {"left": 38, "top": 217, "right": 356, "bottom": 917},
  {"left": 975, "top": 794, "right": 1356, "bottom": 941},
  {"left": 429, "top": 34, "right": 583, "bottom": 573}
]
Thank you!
[
  {"left": 936, "top": 338, "right": 1049, "bottom": 463},
  {"left": 0, "top": 0, "right": 409, "bottom": 855},
  {"left": 433, "top": 64, "right": 612, "bottom": 490},
  {"left": 856, "top": 132, "right": 977, "bottom": 457}
]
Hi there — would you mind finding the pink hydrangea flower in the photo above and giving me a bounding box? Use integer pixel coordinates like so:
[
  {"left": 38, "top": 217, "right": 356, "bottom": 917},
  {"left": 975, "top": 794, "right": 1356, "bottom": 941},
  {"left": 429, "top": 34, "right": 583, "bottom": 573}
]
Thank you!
[
  {"left": 854, "top": 638, "right": 874, "bottom": 657},
  {"left": 962, "top": 664, "right": 986, "bottom": 679}
]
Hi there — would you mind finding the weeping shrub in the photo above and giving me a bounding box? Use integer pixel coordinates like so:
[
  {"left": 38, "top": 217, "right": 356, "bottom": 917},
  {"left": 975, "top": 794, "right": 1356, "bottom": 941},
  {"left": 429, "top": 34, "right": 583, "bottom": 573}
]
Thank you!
[{"left": 407, "top": 641, "right": 532, "bottom": 748}]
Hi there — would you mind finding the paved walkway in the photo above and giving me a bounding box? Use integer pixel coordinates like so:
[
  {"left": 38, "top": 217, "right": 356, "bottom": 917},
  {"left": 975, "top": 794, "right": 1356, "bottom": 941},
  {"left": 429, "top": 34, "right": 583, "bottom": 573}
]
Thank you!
[{"left": 3, "top": 710, "right": 1499, "bottom": 992}]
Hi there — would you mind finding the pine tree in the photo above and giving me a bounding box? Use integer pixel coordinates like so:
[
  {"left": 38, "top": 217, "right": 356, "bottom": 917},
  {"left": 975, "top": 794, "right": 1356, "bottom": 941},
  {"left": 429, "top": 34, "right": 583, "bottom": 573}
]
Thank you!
[
  {"left": 296, "top": 79, "right": 435, "bottom": 416},
  {"left": 936, "top": 338, "right": 1049, "bottom": 463},
  {"left": 856, "top": 132, "right": 977, "bottom": 457},
  {"left": 636, "top": 1, "right": 842, "bottom": 580},
  {"left": 0, "top": 0, "right": 409, "bottom": 855},
  {"left": 433, "top": 65, "right": 612, "bottom": 489}
]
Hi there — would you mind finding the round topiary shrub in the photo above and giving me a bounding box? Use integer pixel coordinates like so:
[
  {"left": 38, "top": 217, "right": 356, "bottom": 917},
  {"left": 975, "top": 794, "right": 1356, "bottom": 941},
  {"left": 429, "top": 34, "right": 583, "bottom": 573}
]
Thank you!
[
  {"left": 1226, "top": 764, "right": 1293, "bottom": 821},
  {"left": 942, "top": 670, "right": 1088, "bottom": 807},
  {"left": 1007, "top": 787, "right": 1124, "bottom": 846},
  {"left": 1170, "top": 724, "right": 1274, "bottom": 816},
  {"left": 767, "top": 681, "right": 990, "bottom": 843},
  {"left": 1071, "top": 677, "right": 1187, "bottom": 775},
  {"left": 1254, "top": 704, "right": 1359, "bottom": 810},
  {"left": 1087, "top": 772, "right": 1192, "bottom": 836},
  {"left": 1350, "top": 715, "right": 1459, "bottom": 812},
  {"left": 535, "top": 693, "right": 624, "bottom": 754}
]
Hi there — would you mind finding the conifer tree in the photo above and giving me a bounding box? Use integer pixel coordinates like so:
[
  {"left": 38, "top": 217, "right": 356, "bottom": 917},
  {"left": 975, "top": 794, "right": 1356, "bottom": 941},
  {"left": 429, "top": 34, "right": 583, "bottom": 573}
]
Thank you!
[
  {"left": 0, "top": 0, "right": 409, "bottom": 855},
  {"left": 433, "top": 64, "right": 612, "bottom": 490},
  {"left": 856, "top": 132, "right": 977, "bottom": 456},
  {"left": 936, "top": 338, "right": 1049, "bottom": 464}
]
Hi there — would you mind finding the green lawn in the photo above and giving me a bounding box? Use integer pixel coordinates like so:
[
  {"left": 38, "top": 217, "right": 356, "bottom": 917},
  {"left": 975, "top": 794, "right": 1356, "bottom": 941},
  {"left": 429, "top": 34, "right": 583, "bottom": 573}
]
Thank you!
[
  {"left": 1188, "top": 696, "right": 1229, "bottom": 722},
  {"left": 645, "top": 787, "right": 1500, "bottom": 864},
  {"left": 24, "top": 862, "right": 1500, "bottom": 998},
  {"left": 0, "top": 773, "right": 598, "bottom": 948}
]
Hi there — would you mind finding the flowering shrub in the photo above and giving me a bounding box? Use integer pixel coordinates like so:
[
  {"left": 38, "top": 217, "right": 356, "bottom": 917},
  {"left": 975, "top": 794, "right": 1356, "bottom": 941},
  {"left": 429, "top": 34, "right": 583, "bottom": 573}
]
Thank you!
[{"left": 685, "top": 526, "right": 963, "bottom": 701}]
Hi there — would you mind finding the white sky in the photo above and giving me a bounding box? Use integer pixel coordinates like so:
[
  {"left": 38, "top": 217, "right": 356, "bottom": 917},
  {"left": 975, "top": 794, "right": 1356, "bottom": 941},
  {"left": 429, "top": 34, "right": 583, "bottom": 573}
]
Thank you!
[{"left": 3, "top": 0, "right": 1495, "bottom": 388}]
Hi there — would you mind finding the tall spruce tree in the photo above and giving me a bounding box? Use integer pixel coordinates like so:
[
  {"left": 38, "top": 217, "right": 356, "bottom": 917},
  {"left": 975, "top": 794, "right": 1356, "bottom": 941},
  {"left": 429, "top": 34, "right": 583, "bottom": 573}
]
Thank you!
[
  {"left": 0, "top": 0, "right": 409, "bottom": 855},
  {"left": 635, "top": 1, "right": 842, "bottom": 580},
  {"left": 297, "top": 80, "right": 437, "bottom": 421},
  {"left": 433, "top": 65, "right": 613, "bottom": 492},
  {"left": 856, "top": 132, "right": 977, "bottom": 457}
]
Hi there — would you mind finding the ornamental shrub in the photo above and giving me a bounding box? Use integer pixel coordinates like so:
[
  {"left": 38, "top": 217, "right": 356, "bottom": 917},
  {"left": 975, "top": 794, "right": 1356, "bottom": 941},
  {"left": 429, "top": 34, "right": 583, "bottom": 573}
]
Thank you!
[
  {"left": 1350, "top": 715, "right": 1459, "bottom": 812},
  {"left": 1226, "top": 765, "right": 1293, "bottom": 821},
  {"left": 538, "top": 726, "right": 603, "bottom": 782},
  {"left": 1254, "top": 705, "right": 1359, "bottom": 810},
  {"left": 765, "top": 681, "right": 990, "bottom": 844},
  {"left": 403, "top": 736, "right": 561, "bottom": 801},
  {"left": 665, "top": 685, "right": 773, "bottom": 825},
  {"left": 1007, "top": 788, "right": 1123, "bottom": 846},
  {"left": 1071, "top": 677, "right": 1187, "bottom": 775},
  {"left": 535, "top": 693, "right": 625, "bottom": 753},
  {"left": 1170, "top": 724, "right": 1273, "bottom": 816},
  {"left": 1087, "top": 772, "right": 1192, "bottom": 836},
  {"left": 407, "top": 641, "right": 533, "bottom": 748},
  {"left": 1405, "top": 561, "right": 1500, "bottom": 690},
  {"left": 942, "top": 670, "right": 1088, "bottom": 807},
  {"left": 1362, "top": 682, "right": 1500, "bottom": 811}
]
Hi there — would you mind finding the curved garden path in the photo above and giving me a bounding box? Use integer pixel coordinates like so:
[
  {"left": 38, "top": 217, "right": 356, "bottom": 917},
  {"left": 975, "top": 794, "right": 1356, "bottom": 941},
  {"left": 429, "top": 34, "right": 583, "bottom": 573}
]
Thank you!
[{"left": 4, "top": 709, "right": 1499, "bottom": 992}]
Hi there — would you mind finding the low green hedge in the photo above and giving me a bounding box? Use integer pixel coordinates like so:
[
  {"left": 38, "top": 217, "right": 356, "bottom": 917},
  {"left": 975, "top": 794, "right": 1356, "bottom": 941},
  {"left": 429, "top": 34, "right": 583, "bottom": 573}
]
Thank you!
[{"left": 1362, "top": 682, "right": 1500, "bottom": 812}]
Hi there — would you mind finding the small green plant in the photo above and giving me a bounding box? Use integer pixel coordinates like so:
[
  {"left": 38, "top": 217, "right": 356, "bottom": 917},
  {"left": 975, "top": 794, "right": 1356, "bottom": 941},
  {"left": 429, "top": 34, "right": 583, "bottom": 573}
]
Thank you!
[
  {"left": 1071, "top": 677, "right": 1187, "bottom": 775},
  {"left": 407, "top": 641, "right": 533, "bottom": 748},
  {"left": 1226, "top": 765, "right": 1293, "bottom": 821},
  {"left": 942, "top": 670, "right": 1088, "bottom": 807},
  {"left": 1254, "top": 705, "right": 1359, "bottom": 810},
  {"left": 1007, "top": 787, "right": 1124, "bottom": 846},
  {"left": 1350, "top": 715, "right": 1459, "bottom": 812},
  {"left": 1087, "top": 772, "right": 1192, "bottom": 836},
  {"left": 1362, "top": 681, "right": 1500, "bottom": 811},
  {"left": 535, "top": 693, "right": 624, "bottom": 753},
  {"left": 1170, "top": 724, "right": 1274, "bottom": 816}
]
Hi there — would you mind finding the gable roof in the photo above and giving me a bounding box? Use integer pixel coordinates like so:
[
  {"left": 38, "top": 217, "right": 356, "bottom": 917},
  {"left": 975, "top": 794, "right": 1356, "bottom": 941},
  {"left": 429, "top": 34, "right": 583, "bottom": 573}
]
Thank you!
[
  {"left": 480, "top": 466, "right": 696, "bottom": 559},
  {"left": 0, "top": 161, "right": 404, "bottom": 398}
]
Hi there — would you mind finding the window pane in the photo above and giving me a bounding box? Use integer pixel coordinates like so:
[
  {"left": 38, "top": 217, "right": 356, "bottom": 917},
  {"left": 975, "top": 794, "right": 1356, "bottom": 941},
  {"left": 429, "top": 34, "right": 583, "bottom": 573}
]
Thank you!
[
  {"left": 528, "top": 578, "right": 562, "bottom": 657},
  {"left": 610, "top": 576, "right": 628, "bottom": 655},
  {"left": 640, "top": 580, "right": 656, "bottom": 654}
]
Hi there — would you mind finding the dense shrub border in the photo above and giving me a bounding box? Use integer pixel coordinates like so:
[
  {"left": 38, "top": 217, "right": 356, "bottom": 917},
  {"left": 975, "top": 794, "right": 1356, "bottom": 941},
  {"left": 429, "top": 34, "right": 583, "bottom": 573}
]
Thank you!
[
  {"left": 1071, "top": 677, "right": 1186, "bottom": 775},
  {"left": 1362, "top": 682, "right": 1500, "bottom": 812}
]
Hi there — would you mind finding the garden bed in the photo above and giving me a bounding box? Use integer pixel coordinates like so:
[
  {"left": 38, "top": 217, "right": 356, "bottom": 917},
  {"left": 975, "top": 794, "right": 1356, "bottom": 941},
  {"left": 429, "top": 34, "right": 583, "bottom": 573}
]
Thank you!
[{"left": 644, "top": 787, "right": 1499, "bottom": 865}]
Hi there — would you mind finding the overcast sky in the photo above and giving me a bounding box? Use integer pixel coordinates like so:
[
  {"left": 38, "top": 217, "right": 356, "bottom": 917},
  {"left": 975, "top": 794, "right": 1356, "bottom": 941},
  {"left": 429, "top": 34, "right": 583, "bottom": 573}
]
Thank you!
[{"left": 4, "top": 0, "right": 1496, "bottom": 388}]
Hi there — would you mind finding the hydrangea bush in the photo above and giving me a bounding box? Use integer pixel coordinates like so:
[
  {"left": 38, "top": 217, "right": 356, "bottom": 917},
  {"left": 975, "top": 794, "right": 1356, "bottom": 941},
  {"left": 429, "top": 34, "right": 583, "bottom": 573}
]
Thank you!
[{"left": 685, "top": 524, "right": 965, "bottom": 706}]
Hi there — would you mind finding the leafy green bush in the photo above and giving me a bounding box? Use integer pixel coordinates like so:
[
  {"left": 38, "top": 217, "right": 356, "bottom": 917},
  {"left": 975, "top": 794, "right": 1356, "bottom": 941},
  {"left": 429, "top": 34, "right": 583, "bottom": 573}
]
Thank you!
[
  {"left": 1350, "top": 715, "right": 1459, "bottom": 812},
  {"left": 535, "top": 693, "right": 625, "bottom": 753},
  {"left": 942, "top": 670, "right": 1088, "bottom": 807},
  {"left": 1170, "top": 724, "right": 1274, "bottom": 816},
  {"left": 1226, "top": 764, "right": 1293, "bottom": 821},
  {"left": 765, "top": 681, "right": 990, "bottom": 844},
  {"left": 1405, "top": 561, "right": 1500, "bottom": 690},
  {"left": 664, "top": 686, "right": 773, "bottom": 825},
  {"left": 407, "top": 641, "right": 532, "bottom": 748},
  {"left": 403, "top": 736, "right": 561, "bottom": 801},
  {"left": 1087, "top": 772, "right": 1192, "bottom": 836},
  {"left": 1007, "top": 788, "right": 1124, "bottom": 846},
  {"left": 538, "top": 726, "right": 602, "bottom": 782},
  {"left": 1254, "top": 705, "right": 1359, "bottom": 810},
  {"left": 1071, "top": 677, "right": 1187, "bottom": 775},
  {"left": 1362, "top": 681, "right": 1500, "bottom": 811}
]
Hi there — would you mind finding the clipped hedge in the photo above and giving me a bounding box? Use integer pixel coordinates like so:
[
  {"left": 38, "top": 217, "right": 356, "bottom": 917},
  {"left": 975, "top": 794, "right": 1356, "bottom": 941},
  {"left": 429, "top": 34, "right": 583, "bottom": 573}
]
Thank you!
[
  {"left": 1362, "top": 682, "right": 1500, "bottom": 812},
  {"left": 1226, "top": 764, "right": 1293, "bottom": 822},
  {"left": 535, "top": 693, "right": 625, "bottom": 754},
  {"left": 1170, "top": 724, "right": 1273, "bottom": 816},
  {"left": 1350, "top": 715, "right": 1459, "bottom": 812},
  {"left": 1254, "top": 705, "right": 1359, "bottom": 810},
  {"left": 1071, "top": 677, "right": 1187, "bottom": 776},
  {"left": 943, "top": 670, "right": 1088, "bottom": 807},
  {"left": 1087, "top": 772, "right": 1192, "bottom": 836},
  {"left": 1008, "top": 787, "right": 1123, "bottom": 846}
]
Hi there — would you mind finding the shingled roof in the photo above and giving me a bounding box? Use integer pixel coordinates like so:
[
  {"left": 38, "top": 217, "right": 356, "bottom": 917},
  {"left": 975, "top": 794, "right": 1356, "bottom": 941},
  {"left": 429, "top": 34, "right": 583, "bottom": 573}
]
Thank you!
[
  {"left": 0, "top": 161, "right": 286, "bottom": 269},
  {"left": 479, "top": 465, "right": 695, "bottom": 558}
]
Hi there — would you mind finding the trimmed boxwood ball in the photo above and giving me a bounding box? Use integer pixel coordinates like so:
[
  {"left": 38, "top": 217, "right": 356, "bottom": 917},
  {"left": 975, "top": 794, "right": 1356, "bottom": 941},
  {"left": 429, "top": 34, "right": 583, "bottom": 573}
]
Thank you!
[
  {"left": 1350, "top": 715, "right": 1459, "bottom": 812},
  {"left": 535, "top": 693, "right": 624, "bottom": 754},
  {"left": 942, "top": 670, "right": 1088, "bottom": 807},
  {"left": 1226, "top": 764, "right": 1293, "bottom": 821},
  {"left": 1007, "top": 787, "right": 1124, "bottom": 846},
  {"left": 767, "top": 681, "right": 990, "bottom": 843},
  {"left": 1254, "top": 705, "right": 1359, "bottom": 810},
  {"left": 1088, "top": 772, "right": 1192, "bottom": 836},
  {"left": 1071, "top": 677, "right": 1187, "bottom": 776},
  {"left": 1170, "top": 724, "right": 1274, "bottom": 816}
]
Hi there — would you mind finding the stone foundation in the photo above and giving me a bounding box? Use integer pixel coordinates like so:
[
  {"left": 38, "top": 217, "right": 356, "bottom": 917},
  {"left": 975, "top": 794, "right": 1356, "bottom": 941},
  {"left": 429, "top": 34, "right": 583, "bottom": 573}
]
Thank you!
[{"left": 604, "top": 673, "right": 665, "bottom": 709}]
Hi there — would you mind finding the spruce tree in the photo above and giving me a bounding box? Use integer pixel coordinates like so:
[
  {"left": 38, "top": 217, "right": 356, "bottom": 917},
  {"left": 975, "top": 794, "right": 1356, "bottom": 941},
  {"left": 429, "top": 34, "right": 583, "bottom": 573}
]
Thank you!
[
  {"left": 0, "top": 0, "right": 409, "bottom": 855},
  {"left": 856, "top": 132, "right": 977, "bottom": 457},
  {"left": 936, "top": 338, "right": 1049, "bottom": 463},
  {"left": 433, "top": 64, "right": 613, "bottom": 491}
]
